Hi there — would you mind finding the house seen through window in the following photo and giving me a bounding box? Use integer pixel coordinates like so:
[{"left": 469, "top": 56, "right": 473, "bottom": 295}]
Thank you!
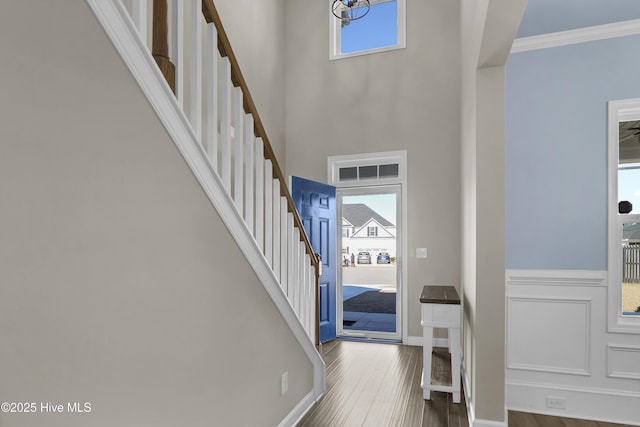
[{"left": 618, "top": 121, "right": 640, "bottom": 317}]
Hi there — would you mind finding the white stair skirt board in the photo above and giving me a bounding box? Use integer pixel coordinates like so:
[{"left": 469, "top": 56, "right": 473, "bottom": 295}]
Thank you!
[
  {"left": 277, "top": 391, "right": 317, "bottom": 427},
  {"left": 87, "top": 0, "right": 325, "bottom": 409}
]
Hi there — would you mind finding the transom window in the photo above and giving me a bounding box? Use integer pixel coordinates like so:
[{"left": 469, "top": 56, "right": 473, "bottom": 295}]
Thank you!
[
  {"left": 328, "top": 151, "right": 406, "bottom": 186},
  {"left": 329, "top": 0, "right": 406, "bottom": 60}
]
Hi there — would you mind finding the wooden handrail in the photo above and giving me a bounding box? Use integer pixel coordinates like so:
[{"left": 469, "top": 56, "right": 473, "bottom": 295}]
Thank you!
[
  {"left": 201, "top": 0, "right": 320, "bottom": 276},
  {"left": 152, "top": 0, "right": 175, "bottom": 92}
]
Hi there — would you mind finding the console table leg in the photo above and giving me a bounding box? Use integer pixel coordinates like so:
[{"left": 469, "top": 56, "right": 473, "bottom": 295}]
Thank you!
[
  {"left": 422, "top": 325, "right": 433, "bottom": 400},
  {"left": 450, "top": 327, "right": 461, "bottom": 403}
]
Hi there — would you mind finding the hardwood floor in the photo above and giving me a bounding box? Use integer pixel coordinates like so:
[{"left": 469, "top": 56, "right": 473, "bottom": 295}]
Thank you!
[
  {"left": 297, "top": 340, "right": 468, "bottom": 427},
  {"left": 297, "top": 340, "right": 634, "bottom": 427}
]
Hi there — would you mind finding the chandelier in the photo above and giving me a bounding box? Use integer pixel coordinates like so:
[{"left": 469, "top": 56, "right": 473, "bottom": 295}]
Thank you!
[{"left": 331, "top": 0, "right": 371, "bottom": 23}]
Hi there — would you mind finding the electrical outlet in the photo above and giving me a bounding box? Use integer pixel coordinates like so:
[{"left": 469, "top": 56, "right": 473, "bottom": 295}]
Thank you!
[
  {"left": 546, "top": 396, "right": 566, "bottom": 409},
  {"left": 281, "top": 372, "right": 288, "bottom": 395}
]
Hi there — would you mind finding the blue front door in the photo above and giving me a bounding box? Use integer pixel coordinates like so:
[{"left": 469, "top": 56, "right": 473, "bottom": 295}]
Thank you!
[{"left": 291, "top": 176, "right": 337, "bottom": 343}]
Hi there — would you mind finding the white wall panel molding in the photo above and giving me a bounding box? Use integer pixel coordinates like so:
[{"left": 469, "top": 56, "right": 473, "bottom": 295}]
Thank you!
[
  {"left": 506, "top": 269, "right": 606, "bottom": 287},
  {"left": 505, "top": 269, "right": 640, "bottom": 426},
  {"left": 507, "top": 296, "right": 591, "bottom": 376},
  {"left": 607, "top": 344, "right": 640, "bottom": 380},
  {"left": 506, "top": 380, "right": 640, "bottom": 426},
  {"left": 511, "top": 19, "right": 640, "bottom": 53}
]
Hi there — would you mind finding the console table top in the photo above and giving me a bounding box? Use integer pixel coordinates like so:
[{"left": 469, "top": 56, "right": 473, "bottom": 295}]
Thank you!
[{"left": 420, "top": 285, "right": 460, "bottom": 305}]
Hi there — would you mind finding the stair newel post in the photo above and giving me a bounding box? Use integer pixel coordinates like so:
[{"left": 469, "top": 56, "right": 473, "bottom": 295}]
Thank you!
[{"left": 152, "top": 0, "right": 176, "bottom": 93}]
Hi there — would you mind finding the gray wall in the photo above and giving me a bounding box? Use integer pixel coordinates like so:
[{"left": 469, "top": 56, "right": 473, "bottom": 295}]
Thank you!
[
  {"left": 284, "top": 0, "right": 462, "bottom": 339},
  {"left": 461, "top": 0, "right": 526, "bottom": 423},
  {"left": 506, "top": 34, "right": 640, "bottom": 270},
  {"left": 0, "top": 2, "right": 311, "bottom": 426}
]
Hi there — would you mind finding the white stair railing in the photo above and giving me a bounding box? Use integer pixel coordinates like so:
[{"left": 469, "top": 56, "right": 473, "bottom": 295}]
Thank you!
[{"left": 114, "top": 0, "right": 320, "bottom": 344}]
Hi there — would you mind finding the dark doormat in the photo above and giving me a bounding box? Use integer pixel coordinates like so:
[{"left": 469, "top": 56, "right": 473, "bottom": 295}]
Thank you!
[{"left": 343, "top": 291, "right": 396, "bottom": 314}]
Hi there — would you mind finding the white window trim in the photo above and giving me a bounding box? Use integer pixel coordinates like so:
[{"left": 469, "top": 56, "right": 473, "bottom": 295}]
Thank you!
[
  {"left": 329, "top": 0, "right": 406, "bottom": 61},
  {"left": 607, "top": 98, "right": 640, "bottom": 334}
]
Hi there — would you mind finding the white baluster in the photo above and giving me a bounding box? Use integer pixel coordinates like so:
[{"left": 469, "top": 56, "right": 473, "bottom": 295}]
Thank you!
[
  {"left": 264, "top": 160, "right": 273, "bottom": 265},
  {"left": 171, "top": 0, "right": 184, "bottom": 108},
  {"left": 301, "top": 242, "right": 308, "bottom": 333},
  {"left": 233, "top": 87, "right": 244, "bottom": 213},
  {"left": 272, "top": 180, "right": 281, "bottom": 281},
  {"left": 189, "top": 0, "right": 202, "bottom": 141},
  {"left": 244, "top": 115, "right": 254, "bottom": 233},
  {"left": 280, "top": 198, "right": 288, "bottom": 293},
  {"left": 220, "top": 57, "right": 232, "bottom": 190},
  {"left": 287, "top": 213, "right": 295, "bottom": 303},
  {"left": 205, "top": 23, "right": 218, "bottom": 170},
  {"left": 255, "top": 139, "right": 264, "bottom": 251},
  {"left": 307, "top": 254, "right": 316, "bottom": 342},
  {"left": 297, "top": 227, "right": 304, "bottom": 315},
  {"left": 131, "top": 0, "right": 148, "bottom": 45}
]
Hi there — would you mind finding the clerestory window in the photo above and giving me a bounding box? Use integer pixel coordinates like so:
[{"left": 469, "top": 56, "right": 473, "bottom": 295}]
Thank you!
[{"left": 329, "top": 0, "right": 406, "bottom": 60}]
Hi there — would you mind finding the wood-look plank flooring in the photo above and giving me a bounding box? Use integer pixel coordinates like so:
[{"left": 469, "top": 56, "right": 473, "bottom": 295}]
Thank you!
[
  {"left": 298, "top": 340, "right": 467, "bottom": 427},
  {"left": 297, "top": 340, "right": 634, "bottom": 427}
]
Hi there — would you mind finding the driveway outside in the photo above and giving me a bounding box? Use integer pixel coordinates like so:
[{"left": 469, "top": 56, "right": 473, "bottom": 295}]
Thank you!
[{"left": 342, "top": 264, "right": 396, "bottom": 288}]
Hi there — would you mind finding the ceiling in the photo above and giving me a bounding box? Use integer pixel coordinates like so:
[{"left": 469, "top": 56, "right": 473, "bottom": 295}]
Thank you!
[{"left": 516, "top": 0, "right": 640, "bottom": 38}]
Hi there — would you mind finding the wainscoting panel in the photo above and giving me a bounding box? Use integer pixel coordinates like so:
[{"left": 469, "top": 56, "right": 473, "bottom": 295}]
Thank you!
[
  {"left": 507, "top": 296, "right": 591, "bottom": 375},
  {"left": 505, "top": 270, "right": 640, "bottom": 426},
  {"left": 607, "top": 344, "right": 640, "bottom": 380}
]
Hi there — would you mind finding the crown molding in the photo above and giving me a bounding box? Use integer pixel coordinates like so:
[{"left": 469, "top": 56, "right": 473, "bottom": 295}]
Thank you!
[{"left": 511, "top": 18, "right": 640, "bottom": 53}]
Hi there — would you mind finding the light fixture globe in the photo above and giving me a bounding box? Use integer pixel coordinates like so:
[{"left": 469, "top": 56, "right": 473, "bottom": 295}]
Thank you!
[{"left": 332, "top": 0, "right": 371, "bottom": 22}]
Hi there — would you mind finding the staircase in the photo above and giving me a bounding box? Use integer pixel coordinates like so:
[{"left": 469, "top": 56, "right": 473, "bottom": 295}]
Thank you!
[{"left": 87, "top": 0, "right": 325, "bottom": 408}]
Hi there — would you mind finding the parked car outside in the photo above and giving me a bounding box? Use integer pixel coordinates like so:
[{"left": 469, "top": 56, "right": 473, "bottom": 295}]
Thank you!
[
  {"left": 357, "top": 251, "right": 371, "bottom": 264},
  {"left": 377, "top": 252, "right": 390, "bottom": 264}
]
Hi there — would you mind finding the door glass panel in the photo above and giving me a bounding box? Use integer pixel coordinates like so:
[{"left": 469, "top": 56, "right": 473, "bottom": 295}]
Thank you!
[
  {"left": 379, "top": 163, "right": 399, "bottom": 177},
  {"left": 340, "top": 191, "right": 398, "bottom": 334},
  {"left": 339, "top": 167, "right": 358, "bottom": 181},
  {"left": 358, "top": 165, "right": 378, "bottom": 179}
]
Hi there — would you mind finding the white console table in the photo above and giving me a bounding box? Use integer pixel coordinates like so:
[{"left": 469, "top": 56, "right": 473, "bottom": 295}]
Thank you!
[{"left": 420, "top": 285, "right": 461, "bottom": 403}]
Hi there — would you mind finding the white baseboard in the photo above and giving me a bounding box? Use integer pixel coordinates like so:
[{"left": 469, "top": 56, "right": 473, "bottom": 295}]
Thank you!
[
  {"left": 462, "top": 357, "right": 508, "bottom": 427},
  {"left": 406, "top": 335, "right": 449, "bottom": 348},
  {"left": 507, "top": 381, "right": 640, "bottom": 426},
  {"left": 278, "top": 391, "right": 317, "bottom": 427}
]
